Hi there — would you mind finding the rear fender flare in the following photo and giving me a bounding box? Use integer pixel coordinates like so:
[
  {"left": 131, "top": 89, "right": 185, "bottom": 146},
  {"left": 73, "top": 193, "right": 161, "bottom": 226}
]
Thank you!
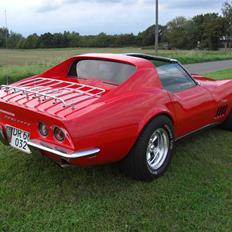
[{"left": 134, "top": 108, "right": 175, "bottom": 146}]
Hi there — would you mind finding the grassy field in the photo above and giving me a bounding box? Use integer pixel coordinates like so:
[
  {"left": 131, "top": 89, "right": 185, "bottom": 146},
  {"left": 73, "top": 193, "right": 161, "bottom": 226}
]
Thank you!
[
  {"left": 0, "top": 50, "right": 232, "bottom": 231},
  {"left": 1, "top": 129, "right": 232, "bottom": 232},
  {"left": 1, "top": 48, "right": 232, "bottom": 66},
  {"left": 205, "top": 69, "right": 232, "bottom": 79},
  {"left": 0, "top": 48, "right": 232, "bottom": 84}
]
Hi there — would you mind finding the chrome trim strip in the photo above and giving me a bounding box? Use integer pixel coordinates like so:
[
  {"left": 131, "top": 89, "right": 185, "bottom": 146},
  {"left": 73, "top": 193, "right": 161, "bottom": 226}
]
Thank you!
[
  {"left": 177, "top": 61, "right": 199, "bottom": 86},
  {"left": 175, "top": 122, "right": 221, "bottom": 141},
  {"left": 0, "top": 109, "right": 15, "bottom": 117},
  {"left": 27, "top": 140, "right": 100, "bottom": 159}
]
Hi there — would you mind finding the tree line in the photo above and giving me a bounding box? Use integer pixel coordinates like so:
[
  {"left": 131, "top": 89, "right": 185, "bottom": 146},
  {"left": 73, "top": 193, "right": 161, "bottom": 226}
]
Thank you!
[{"left": 0, "top": 1, "right": 231, "bottom": 50}]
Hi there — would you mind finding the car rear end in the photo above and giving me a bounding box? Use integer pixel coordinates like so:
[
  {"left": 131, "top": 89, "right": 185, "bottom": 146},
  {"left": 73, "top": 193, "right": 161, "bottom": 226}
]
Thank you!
[
  {"left": 0, "top": 53, "right": 159, "bottom": 167},
  {"left": 0, "top": 77, "right": 105, "bottom": 165}
]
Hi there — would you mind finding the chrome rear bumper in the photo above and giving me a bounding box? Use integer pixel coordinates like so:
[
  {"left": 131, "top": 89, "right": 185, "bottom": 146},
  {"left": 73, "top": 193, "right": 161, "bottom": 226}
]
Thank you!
[
  {"left": 27, "top": 140, "right": 100, "bottom": 159},
  {"left": 0, "top": 126, "right": 100, "bottom": 159}
]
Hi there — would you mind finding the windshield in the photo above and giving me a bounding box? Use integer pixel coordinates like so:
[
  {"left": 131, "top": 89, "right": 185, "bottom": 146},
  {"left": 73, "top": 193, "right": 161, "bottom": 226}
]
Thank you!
[{"left": 69, "top": 59, "right": 136, "bottom": 84}]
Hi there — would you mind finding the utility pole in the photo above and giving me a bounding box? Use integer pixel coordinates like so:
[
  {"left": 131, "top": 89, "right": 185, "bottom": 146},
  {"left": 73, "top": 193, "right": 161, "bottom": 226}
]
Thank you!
[
  {"left": 155, "top": 0, "right": 159, "bottom": 53},
  {"left": 4, "top": 9, "right": 8, "bottom": 49}
]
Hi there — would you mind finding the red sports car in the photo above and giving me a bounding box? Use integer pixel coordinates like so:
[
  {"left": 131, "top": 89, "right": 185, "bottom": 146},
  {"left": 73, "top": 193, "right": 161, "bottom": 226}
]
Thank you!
[{"left": 0, "top": 53, "right": 231, "bottom": 181}]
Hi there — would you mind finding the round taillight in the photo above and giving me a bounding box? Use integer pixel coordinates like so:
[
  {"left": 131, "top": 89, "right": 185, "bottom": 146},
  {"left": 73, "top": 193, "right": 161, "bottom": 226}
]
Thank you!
[
  {"left": 39, "top": 122, "right": 49, "bottom": 136},
  {"left": 54, "top": 127, "right": 65, "bottom": 142}
]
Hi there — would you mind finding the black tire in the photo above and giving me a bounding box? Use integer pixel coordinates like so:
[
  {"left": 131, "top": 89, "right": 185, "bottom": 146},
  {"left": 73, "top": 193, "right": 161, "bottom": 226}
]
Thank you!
[
  {"left": 120, "top": 115, "right": 175, "bottom": 182},
  {"left": 222, "top": 110, "right": 232, "bottom": 131}
]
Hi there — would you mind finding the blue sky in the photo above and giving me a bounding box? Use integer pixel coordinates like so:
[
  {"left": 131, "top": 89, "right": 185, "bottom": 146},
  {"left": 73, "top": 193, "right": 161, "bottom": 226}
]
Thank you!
[{"left": 0, "top": 0, "right": 225, "bottom": 36}]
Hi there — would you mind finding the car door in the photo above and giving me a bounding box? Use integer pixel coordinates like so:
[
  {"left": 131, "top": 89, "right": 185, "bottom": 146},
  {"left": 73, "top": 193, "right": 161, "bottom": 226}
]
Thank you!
[{"left": 156, "top": 62, "right": 217, "bottom": 138}]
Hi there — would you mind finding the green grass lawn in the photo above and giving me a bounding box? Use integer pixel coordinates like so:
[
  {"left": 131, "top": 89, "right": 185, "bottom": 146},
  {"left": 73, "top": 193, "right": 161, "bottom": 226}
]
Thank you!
[
  {"left": 0, "top": 56, "right": 232, "bottom": 231},
  {"left": 205, "top": 69, "right": 232, "bottom": 80},
  {"left": 1, "top": 129, "right": 232, "bottom": 231}
]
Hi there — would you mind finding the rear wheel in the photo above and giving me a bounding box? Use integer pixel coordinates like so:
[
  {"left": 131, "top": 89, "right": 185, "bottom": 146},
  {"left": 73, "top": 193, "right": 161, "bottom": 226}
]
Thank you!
[
  {"left": 120, "top": 116, "right": 174, "bottom": 181},
  {"left": 222, "top": 110, "right": 232, "bottom": 131}
]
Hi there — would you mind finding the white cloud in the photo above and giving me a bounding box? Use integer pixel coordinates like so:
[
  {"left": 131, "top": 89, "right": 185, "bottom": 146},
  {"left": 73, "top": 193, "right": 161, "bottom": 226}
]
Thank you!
[
  {"left": 36, "top": 0, "right": 138, "bottom": 13},
  {"left": 0, "top": 0, "right": 224, "bottom": 36}
]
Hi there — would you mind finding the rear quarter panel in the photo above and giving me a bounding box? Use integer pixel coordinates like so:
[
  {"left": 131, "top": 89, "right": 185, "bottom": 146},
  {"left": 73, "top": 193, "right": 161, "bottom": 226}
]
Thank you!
[{"left": 67, "top": 88, "right": 175, "bottom": 166}]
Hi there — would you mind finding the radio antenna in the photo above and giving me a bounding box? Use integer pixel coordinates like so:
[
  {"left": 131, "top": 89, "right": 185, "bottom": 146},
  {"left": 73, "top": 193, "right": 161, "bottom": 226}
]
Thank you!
[{"left": 5, "top": 10, "right": 8, "bottom": 49}]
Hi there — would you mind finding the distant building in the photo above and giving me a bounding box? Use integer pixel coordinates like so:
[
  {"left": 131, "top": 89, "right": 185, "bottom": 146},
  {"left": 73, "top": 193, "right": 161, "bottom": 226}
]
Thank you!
[{"left": 219, "top": 36, "right": 232, "bottom": 49}]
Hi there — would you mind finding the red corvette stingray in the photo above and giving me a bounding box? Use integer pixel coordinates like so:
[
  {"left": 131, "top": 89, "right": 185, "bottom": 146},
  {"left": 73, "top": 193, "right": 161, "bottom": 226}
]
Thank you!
[{"left": 0, "top": 53, "right": 231, "bottom": 181}]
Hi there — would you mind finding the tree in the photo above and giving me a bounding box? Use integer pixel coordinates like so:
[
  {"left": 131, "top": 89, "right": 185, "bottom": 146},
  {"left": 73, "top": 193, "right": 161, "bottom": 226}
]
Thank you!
[
  {"left": 222, "top": 0, "right": 232, "bottom": 48},
  {"left": 0, "top": 28, "right": 9, "bottom": 48},
  {"left": 0, "top": 9, "right": 226, "bottom": 50},
  {"left": 40, "top": 33, "right": 54, "bottom": 48},
  {"left": 65, "top": 31, "right": 80, "bottom": 47},
  {"left": 8, "top": 32, "right": 23, "bottom": 48},
  {"left": 138, "top": 25, "right": 166, "bottom": 46},
  {"left": 166, "top": 17, "right": 193, "bottom": 49},
  {"left": 23, "top": 33, "right": 39, "bottom": 49},
  {"left": 192, "top": 13, "right": 225, "bottom": 50}
]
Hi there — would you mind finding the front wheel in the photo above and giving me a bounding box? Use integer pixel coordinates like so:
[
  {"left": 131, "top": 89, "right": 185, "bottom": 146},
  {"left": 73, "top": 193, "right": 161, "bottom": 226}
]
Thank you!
[{"left": 120, "top": 116, "right": 175, "bottom": 181}]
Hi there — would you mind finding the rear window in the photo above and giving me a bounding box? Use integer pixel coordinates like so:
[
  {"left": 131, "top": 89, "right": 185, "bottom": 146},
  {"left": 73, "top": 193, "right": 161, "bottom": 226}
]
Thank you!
[{"left": 69, "top": 59, "right": 136, "bottom": 84}]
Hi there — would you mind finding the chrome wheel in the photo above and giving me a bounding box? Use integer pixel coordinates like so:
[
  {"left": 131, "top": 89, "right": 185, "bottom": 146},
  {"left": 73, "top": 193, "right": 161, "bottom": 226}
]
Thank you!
[{"left": 146, "top": 128, "right": 169, "bottom": 171}]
